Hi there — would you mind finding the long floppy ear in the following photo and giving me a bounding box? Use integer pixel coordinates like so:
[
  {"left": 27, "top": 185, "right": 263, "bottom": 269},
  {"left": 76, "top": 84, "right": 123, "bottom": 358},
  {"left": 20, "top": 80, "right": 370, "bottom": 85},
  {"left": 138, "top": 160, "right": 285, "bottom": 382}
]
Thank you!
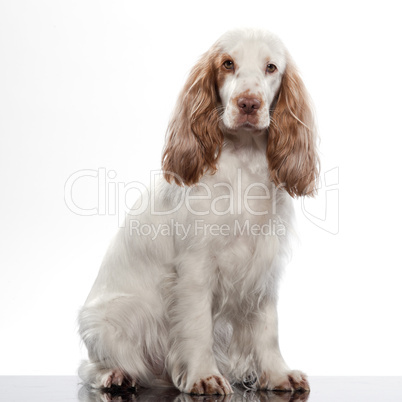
[
  {"left": 267, "top": 60, "right": 319, "bottom": 197},
  {"left": 162, "top": 47, "right": 223, "bottom": 186}
]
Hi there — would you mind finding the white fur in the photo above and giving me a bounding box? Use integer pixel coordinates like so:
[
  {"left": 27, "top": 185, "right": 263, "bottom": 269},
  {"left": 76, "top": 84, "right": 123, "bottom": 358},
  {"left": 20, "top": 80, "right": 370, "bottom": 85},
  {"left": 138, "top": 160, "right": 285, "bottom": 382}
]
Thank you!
[{"left": 78, "top": 28, "right": 312, "bottom": 394}]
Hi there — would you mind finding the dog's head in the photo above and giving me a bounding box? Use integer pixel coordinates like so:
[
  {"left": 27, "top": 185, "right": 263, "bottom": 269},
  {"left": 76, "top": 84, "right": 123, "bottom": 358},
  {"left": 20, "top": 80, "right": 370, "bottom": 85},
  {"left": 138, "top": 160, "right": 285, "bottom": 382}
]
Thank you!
[{"left": 162, "top": 28, "right": 319, "bottom": 197}]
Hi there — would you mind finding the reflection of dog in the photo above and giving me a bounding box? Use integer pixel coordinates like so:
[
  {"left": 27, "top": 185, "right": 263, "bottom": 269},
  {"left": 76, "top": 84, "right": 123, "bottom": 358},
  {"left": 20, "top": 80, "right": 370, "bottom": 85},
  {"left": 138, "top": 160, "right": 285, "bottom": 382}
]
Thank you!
[
  {"left": 78, "top": 28, "right": 319, "bottom": 395},
  {"left": 78, "top": 383, "right": 311, "bottom": 402}
]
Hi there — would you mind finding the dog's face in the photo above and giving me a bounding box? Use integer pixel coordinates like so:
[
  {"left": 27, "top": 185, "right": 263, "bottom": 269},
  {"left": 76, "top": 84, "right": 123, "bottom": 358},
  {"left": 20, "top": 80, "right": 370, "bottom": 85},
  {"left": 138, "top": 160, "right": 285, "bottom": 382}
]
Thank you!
[{"left": 216, "top": 31, "right": 287, "bottom": 133}]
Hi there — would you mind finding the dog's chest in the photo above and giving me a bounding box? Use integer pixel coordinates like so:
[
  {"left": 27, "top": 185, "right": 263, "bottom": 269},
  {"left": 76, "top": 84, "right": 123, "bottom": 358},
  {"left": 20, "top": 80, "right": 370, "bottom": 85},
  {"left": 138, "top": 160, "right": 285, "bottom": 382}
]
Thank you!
[
  {"left": 170, "top": 145, "right": 291, "bottom": 297},
  {"left": 203, "top": 159, "right": 283, "bottom": 292},
  {"left": 192, "top": 149, "right": 277, "bottom": 223}
]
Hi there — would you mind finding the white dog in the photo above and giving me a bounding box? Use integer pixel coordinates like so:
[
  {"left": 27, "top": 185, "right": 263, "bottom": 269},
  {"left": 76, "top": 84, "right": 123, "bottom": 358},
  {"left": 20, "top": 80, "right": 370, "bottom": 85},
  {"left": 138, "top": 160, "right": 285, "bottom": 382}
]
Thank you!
[{"left": 78, "top": 28, "right": 318, "bottom": 395}]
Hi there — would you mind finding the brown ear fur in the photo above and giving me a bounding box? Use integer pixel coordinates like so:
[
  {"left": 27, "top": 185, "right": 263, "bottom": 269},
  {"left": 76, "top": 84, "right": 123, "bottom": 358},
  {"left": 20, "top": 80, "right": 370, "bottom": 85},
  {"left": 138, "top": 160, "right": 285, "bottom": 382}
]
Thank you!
[
  {"left": 267, "top": 62, "right": 319, "bottom": 197},
  {"left": 162, "top": 48, "right": 223, "bottom": 186}
]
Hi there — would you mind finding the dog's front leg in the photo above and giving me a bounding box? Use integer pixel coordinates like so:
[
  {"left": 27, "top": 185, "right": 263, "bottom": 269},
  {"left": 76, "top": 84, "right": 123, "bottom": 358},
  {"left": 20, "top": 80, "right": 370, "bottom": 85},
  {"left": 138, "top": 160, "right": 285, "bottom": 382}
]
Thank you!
[
  {"left": 166, "top": 258, "right": 232, "bottom": 395},
  {"left": 254, "top": 302, "right": 310, "bottom": 392}
]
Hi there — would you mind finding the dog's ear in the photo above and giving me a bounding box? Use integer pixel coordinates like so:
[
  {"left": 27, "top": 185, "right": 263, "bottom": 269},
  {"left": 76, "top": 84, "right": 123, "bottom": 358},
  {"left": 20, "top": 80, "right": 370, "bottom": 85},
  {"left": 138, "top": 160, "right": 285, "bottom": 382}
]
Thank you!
[
  {"left": 162, "top": 47, "right": 223, "bottom": 186},
  {"left": 267, "top": 61, "right": 320, "bottom": 197}
]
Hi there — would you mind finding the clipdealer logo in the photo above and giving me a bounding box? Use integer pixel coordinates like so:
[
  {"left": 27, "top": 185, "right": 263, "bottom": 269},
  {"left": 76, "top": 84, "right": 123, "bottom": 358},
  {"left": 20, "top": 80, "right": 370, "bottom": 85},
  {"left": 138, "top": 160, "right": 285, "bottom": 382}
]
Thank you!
[{"left": 64, "top": 167, "right": 339, "bottom": 235}]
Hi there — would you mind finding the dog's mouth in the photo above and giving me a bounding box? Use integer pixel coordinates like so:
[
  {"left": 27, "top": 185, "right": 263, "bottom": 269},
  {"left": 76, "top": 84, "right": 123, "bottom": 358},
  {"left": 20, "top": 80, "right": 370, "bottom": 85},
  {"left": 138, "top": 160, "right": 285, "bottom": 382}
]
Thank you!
[
  {"left": 221, "top": 107, "right": 269, "bottom": 133},
  {"left": 239, "top": 121, "right": 258, "bottom": 130},
  {"left": 233, "top": 114, "right": 267, "bottom": 132},
  {"left": 238, "top": 113, "right": 258, "bottom": 125}
]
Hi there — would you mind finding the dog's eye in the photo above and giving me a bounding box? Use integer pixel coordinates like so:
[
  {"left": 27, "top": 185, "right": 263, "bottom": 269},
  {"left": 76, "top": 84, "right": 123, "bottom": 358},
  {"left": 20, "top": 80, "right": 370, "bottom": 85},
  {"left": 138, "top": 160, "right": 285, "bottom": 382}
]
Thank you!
[
  {"left": 223, "top": 60, "right": 234, "bottom": 70},
  {"left": 266, "top": 64, "right": 277, "bottom": 74}
]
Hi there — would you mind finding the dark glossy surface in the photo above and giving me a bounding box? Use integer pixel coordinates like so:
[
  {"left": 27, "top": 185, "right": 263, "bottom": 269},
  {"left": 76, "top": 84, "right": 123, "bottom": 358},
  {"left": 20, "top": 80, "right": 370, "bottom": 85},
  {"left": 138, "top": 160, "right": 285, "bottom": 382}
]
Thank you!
[{"left": 1, "top": 376, "right": 401, "bottom": 401}]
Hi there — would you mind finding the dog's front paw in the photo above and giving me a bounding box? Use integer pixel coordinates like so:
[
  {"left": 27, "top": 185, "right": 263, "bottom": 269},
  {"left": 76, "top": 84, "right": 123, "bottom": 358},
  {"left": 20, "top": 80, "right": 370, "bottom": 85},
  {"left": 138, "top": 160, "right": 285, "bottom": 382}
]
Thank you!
[
  {"left": 189, "top": 374, "right": 233, "bottom": 395},
  {"left": 98, "top": 368, "right": 135, "bottom": 389},
  {"left": 259, "top": 370, "right": 309, "bottom": 393}
]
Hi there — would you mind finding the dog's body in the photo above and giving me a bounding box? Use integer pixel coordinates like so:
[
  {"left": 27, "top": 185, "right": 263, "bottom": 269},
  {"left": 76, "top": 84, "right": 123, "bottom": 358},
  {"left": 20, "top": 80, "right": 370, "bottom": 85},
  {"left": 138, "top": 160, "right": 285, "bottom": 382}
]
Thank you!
[{"left": 79, "top": 28, "right": 318, "bottom": 395}]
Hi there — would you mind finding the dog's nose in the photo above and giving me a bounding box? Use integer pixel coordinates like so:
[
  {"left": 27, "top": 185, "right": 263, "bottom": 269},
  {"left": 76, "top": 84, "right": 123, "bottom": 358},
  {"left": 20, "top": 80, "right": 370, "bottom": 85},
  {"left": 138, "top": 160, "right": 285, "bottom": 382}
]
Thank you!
[{"left": 237, "top": 97, "right": 261, "bottom": 115}]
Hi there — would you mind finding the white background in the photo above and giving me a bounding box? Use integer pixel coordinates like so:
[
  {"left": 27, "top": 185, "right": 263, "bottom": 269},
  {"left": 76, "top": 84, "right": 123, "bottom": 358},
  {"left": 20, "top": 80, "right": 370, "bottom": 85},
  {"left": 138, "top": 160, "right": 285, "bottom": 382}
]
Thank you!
[{"left": 1, "top": 0, "right": 401, "bottom": 376}]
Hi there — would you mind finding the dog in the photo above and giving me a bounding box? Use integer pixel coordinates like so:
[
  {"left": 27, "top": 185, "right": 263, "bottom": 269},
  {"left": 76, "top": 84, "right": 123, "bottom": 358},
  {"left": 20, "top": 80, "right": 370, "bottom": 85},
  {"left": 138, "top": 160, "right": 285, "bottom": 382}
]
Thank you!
[{"left": 78, "top": 28, "right": 319, "bottom": 395}]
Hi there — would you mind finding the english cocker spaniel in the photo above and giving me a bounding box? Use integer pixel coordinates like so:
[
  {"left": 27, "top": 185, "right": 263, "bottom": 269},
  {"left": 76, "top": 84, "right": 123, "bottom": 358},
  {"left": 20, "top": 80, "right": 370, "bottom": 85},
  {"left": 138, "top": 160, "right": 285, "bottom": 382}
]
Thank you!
[{"left": 78, "top": 28, "right": 319, "bottom": 395}]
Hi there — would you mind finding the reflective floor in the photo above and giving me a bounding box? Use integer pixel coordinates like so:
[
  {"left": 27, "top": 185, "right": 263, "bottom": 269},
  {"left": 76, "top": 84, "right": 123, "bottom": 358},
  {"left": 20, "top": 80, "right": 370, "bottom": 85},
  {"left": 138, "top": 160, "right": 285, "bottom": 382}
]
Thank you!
[{"left": 1, "top": 376, "right": 401, "bottom": 401}]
